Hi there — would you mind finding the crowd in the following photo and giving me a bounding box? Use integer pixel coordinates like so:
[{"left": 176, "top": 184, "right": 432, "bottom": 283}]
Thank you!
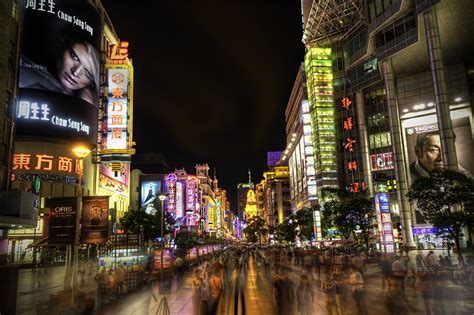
[{"left": 185, "top": 245, "right": 474, "bottom": 315}]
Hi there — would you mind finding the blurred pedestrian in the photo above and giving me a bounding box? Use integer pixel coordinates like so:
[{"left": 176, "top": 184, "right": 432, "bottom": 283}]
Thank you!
[
  {"left": 208, "top": 269, "right": 223, "bottom": 314},
  {"left": 192, "top": 269, "right": 204, "bottom": 315},
  {"left": 272, "top": 272, "right": 294, "bottom": 315},
  {"left": 385, "top": 276, "right": 409, "bottom": 315},
  {"left": 296, "top": 274, "right": 314, "bottom": 315},
  {"left": 348, "top": 264, "right": 368, "bottom": 315}
]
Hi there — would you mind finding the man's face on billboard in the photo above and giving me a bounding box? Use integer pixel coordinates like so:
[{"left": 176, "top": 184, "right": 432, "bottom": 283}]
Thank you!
[
  {"left": 58, "top": 43, "right": 94, "bottom": 93},
  {"left": 418, "top": 134, "right": 443, "bottom": 172}
]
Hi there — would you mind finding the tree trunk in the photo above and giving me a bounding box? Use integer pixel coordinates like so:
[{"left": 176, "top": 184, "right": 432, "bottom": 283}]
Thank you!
[{"left": 454, "top": 228, "right": 463, "bottom": 260}]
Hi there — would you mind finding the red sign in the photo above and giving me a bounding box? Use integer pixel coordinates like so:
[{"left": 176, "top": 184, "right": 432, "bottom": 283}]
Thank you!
[
  {"left": 341, "top": 97, "right": 352, "bottom": 110},
  {"left": 343, "top": 116, "right": 354, "bottom": 131},
  {"left": 153, "top": 249, "right": 173, "bottom": 270},
  {"left": 344, "top": 137, "right": 356, "bottom": 152}
]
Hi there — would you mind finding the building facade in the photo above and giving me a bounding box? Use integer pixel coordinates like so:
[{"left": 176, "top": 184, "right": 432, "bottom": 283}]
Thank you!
[{"left": 301, "top": 0, "right": 474, "bottom": 250}]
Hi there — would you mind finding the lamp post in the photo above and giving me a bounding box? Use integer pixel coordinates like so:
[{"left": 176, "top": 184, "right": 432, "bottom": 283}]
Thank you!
[
  {"left": 158, "top": 194, "right": 166, "bottom": 280},
  {"left": 71, "top": 146, "right": 90, "bottom": 304}
]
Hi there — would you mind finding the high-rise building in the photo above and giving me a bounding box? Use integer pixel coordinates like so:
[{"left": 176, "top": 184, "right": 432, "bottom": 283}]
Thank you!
[
  {"left": 236, "top": 169, "right": 254, "bottom": 221},
  {"left": 300, "top": 0, "right": 474, "bottom": 250}
]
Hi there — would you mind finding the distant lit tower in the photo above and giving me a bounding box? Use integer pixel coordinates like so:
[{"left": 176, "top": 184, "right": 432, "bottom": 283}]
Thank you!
[
  {"left": 244, "top": 189, "right": 257, "bottom": 221},
  {"left": 236, "top": 169, "right": 254, "bottom": 221}
]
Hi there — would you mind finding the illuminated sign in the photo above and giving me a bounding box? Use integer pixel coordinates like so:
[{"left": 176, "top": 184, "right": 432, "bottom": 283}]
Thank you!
[
  {"left": 18, "top": 0, "right": 100, "bottom": 144},
  {"left": 301, "top": 100, "right": 317, "bottom": 200},
  {"left": 347, "top": 160, "right": 358, "bottom": 172},
  {"left": 109, "top": 41, "right": 129, "bottom": 64},
  {"left": 166, "top": 174, "right": 177, "bottom": 213},
  {"left": 105, "top": 67, "right": 129, "bottom": 150},
  {"left": 375, "top": 192, "right": 394, "bottom": 253},
  {"left": 186, "top": 177, "right": 197, "bottom": 212},
  {"left": 208, "top": 203, "right": 215, "bottom": 228},
  {"left": 13, "top": 153, "right": 82, "bottom": 175},
  {"left": 343, "top": 116, "right": 354, "bottom": 131},
  {"left": 349, "top": 181, "right": 367, "bottom": 193},
  {"left": 99, "top": 163, "right": 129, "bottom": 196},
  {"left": 370, "top": 152, "right": 394, "bottom": 171},
  {"left": 176, "top": 181, "right": 184, "bottom": 218},
  {"left": 344, "top": 137, "right": 356, "bottom": 152},
  {"left": 341, "top": 97, "right": 352, "bottom": 110}
]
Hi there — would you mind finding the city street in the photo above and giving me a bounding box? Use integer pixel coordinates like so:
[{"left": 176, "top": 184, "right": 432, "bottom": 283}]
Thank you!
[{"left": 15, "top": 251, "right": 474, "bottom": 315}]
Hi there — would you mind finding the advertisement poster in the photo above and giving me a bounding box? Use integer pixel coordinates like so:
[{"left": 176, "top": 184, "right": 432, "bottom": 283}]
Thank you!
[
  {"left": 17, "top": 0, "right": 100, "bottom": 144},
  {"left": 48, "top": 197, "right": 78, "bottom": 245},
  {"left": 80, "top": 196, "right": 109, "bottom": 244},
  {"left": 403, "top": 113, "right": 474, "bottom": 224},
  {"left": 141, "top": 180, "right": 162, "bottom": 211},
  {"left": 99, "top": 163, "right": 129, "bottom": 196},
  {"left": 153, "top": 249, "right": 173, "bottom": 270}
]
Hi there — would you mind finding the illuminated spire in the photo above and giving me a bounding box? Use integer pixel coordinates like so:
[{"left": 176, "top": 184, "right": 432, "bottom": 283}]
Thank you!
[{"left": 248, "top": 168, "right": 252, "bottom": 184}]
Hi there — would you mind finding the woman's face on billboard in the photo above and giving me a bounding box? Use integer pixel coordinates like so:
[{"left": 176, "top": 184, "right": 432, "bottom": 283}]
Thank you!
[{"left": 58, "top": 43, "right": 94, "bottom": 93}]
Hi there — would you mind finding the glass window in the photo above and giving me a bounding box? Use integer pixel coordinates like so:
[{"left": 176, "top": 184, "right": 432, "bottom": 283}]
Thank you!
[{"left": 375, "top": 0, "right": 383, "bottom": 15}]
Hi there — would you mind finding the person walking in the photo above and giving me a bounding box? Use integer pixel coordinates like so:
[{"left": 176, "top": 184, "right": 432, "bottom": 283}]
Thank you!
[
  {"left": 348, "top": 264, "right": 368, "bottom": 315},
  {"left": 192, "top": 269, "right": 204, "bottom": 315},
  {"left": 385, "top": 276, "right": 409, "bottom": 315},
  {"left": 322, "top": 268, "right": 339, "bottom": 315},
  {"left": 208, "top": 269, "right": 223, "bottom": 314},
  {"left": 296, "top": 274, "right": 314, "bottom": 315}
]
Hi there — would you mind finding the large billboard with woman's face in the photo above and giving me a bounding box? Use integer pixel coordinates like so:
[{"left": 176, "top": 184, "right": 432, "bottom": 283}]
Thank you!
[{"left": 17, "top": 0, "right": 100, "bottom": 144}]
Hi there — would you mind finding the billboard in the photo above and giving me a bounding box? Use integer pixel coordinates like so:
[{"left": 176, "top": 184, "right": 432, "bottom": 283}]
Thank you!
[
  {"left": 402, "top": 109, "right": 474, "bottom": 224},
  {"left": 48, "top": 197, "right": 78, "bottom": 245},
  {"left": 140, "top": 180, "right": 162, "bottom": 212},
  {"left": 80, "top": 196, "right": 109, "bottom": 244},
  {"left": 17, "top": 0, "right": 100, "bottom": 144},
  {"left": 104, "top": 66, "right": 130, "bottom": 150},
  {"left": 370, "top": 152, "right": 394, "bottom": 171}
]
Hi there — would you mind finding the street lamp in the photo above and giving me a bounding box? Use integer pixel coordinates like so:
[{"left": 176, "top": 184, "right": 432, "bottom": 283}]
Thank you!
[
  {"left": 71, "top": 146, "right": 90, "bottom": 303},
  {"left": 158, "top": 194, "right": 166, "bottom": 280}
]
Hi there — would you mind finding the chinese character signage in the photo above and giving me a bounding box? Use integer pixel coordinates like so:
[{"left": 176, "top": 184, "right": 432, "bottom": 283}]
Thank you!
[
  {"left": 166, "top": 174, "right": 177, "bottom": 213},
  {"left": 370, "top": 152, "right": 394, "bottom": 171},
  {"left": 48, "top": 197, "right": 78, "bottom": 245},
  {"left": 13, "top": 153, "right": 82, "bottom": 175},
  {"left": 186, "top": 177, "right": 197, "bottom": 212},
  {"left": 80, "top": 196, "right": 109, "bottom": 244},
  {"left": 375, "top": 193, "right": 394, "bottom": 253},
  {"left": 99, "top": 163, "right": 129, "bottom": 196},
  {"left": 17, "top": 0, "right": 100, "bottom": 144},
  {"left": 105, "top": 67, "right": 129, "bottom": 150}
]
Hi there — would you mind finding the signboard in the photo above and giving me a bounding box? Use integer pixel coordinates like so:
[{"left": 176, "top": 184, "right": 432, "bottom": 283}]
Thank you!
[
  {"left": 153, "top": 249, "right": 173, "bottom": 270},
  {"left": 18, "top": 0, "right": 100, "bottom": 144},
  {"left": 374, "top": 192, "right": 394, "bottom": 253},
  {"left": 48, "top": 197, "right": 78, "bottom": 245},
  {"left": 165, "top": 174, "right": 177, "bottom": 213},
  {"left": 176, "top": 181, "right": 184, "bottom": 218},
  {"left": 13, "top": 153, "right": 82, "bottom": 175},
  {"left": 80, "top": 196, "right": 109, "bottom": 244},
  {"left": 99, "top": 163, "right": 129, "bottom": 196},
  {"left": 403, "top": 111, "right": 474, "bottom": 224},
  {"left": 186, "top": 177, "right": 197, "bottom": 212},
  {"left": 370, "top": 152, "right": 394, "bottom": 171},
  {"left": 141, "top": 180, "right": 162, "bottom": 212},
  {"left": 105, "top": 67, "right": 129, "bottom": 150}
]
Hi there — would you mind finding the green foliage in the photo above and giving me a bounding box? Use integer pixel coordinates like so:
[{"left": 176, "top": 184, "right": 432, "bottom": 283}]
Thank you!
[
  {"left": 321, "top": 187, "right": 376, "bottom": 248},
  {"left": 243, "top": 216, "right": 268, "bottom": 243},
  {"left": 408, "top": 169, "right": 474, "bottom": 258},
  {"left": 119, "top": 208, "right": 175, "bottom": 240},
  {"left": 273, "top": 207, "right": 317, "bottom": 243},
  {"left": 174, "top": 231, "right": 197, "bottom": 258}
]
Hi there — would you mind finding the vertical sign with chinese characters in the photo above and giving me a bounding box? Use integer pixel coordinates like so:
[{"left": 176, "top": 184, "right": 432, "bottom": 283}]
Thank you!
[
  {"left": 186, "top": 177, "right": 197, "bottom": 212},
  {"left": 166, "top": 174, "right": 177, "bottom": 214},
  {"left": 375, "top": 188, "right": 395, "bottom": 253},
  {"left": 302, "top": 100, "right": 317, "bottom": 200},
  {"left": 106, "top": 67, "right": 129, "bottom": 149}
]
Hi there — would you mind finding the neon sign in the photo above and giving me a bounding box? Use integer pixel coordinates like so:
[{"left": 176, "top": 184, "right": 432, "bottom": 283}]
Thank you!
[
  {"left": 186, "top": 177, "right": 197, "bottom": 212},
  {"left": 12, "top": 153, "right": 82, "bottom": 175},
  {"left": 166, "top": 174, "right": 177, "bottom": 213}
]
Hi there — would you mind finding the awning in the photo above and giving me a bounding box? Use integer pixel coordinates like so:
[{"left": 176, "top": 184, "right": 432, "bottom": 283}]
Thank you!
[{"left": 28, "top": 237, "right": 48, "bottom": 248}]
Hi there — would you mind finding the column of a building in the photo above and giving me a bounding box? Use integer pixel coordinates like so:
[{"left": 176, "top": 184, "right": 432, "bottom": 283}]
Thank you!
[
  {"left": 381, "top": 60, "right": 416, "bottom": 248},
  {"left": 355, "top": 91, "right": 374, "bottom": 196},
  {"left": 424, "top": 7, "right": 458, "bottom": 171}
]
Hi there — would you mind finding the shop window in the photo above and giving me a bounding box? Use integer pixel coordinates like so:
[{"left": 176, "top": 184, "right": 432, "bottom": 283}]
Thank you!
[{"left": 369, "top": 132, "right": 392, "bottom": 149}]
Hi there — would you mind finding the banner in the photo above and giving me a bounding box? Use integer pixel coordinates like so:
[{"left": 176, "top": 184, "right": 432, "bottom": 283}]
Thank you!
[
  {"left": 48, "top": 197, "right": 78, "bottom": 245},
  {"left": 80, "top": 196, "right": 109, "bottom": 244},
  {"left": 18, "top": 0, "right": 100, "bottom": 144}
]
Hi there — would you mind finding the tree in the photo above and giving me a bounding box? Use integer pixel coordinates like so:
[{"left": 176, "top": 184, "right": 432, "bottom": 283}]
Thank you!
[
  {"left": 119, "top": 208, "right": 175, "bottom": 240},
  {"left": 321, "top": 187, "right": 376, "bottom": 254},
  {"left": 293, "top": 207, "right": 317, "bottom": 241},
  {"left": 174, "top": 231, "right": 197, "bottom": 258},
  {"left": 243, "top": 216, "right": 268, "bottom": 243},
  {"left": 408, "top": 169, "right": 474, "bottom": 259}
]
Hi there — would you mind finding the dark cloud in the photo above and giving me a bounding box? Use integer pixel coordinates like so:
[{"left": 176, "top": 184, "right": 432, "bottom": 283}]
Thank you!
[{"left": 101, "top": 0, "right": 304, "bottom": 209}]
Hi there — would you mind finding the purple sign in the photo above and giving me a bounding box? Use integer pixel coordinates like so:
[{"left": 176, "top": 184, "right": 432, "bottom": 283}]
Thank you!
[{"left": 412, "top": 227, "right": 438, "bottom": 235}]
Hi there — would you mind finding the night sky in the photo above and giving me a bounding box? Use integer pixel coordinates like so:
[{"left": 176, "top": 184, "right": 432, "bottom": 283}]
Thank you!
[{"left": 101, "top": 1, "right": 305, "bottom": 209}]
